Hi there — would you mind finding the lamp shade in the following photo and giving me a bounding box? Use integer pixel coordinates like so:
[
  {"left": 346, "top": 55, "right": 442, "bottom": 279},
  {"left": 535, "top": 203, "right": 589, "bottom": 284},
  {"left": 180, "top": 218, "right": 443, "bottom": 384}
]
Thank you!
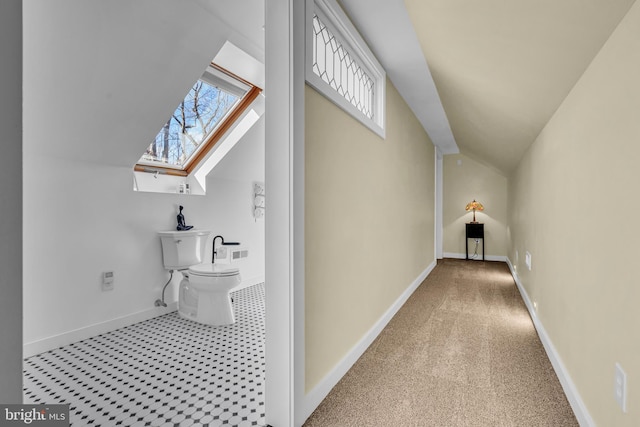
[
  {"left": 465, "top": 200, "right": 484, "bottom": 212},
  {"left": 465, "top": 200, "right": 484, "bottom": 223}
]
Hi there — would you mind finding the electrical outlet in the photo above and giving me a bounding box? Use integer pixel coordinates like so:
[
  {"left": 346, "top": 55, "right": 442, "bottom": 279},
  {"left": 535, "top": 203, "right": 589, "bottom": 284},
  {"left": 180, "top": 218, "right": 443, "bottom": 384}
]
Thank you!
[
  {"left": 515, "top": 250, "right": 519, "bottom": 264},
  {"left": 254, "top": 182, "right": 265, "bottom": 195},
  {"left": 525, "top": 251, "right": 532, "bottom": 271},
  {"left": 102, "top": 271, "right": 114, "bottom": 291},
  {"left": 614, "top": 363, "right": 627, "bottom": 412}
]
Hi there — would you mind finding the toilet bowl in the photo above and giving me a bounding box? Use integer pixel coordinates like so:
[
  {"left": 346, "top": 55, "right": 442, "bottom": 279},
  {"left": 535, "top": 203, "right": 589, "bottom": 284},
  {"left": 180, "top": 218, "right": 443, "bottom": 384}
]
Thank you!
[
  {"left": 158, "top": 230, "right": 242, "bottom": 326},
  {"left": 178, "top": 263, "right": 241, "bottom": 326}
]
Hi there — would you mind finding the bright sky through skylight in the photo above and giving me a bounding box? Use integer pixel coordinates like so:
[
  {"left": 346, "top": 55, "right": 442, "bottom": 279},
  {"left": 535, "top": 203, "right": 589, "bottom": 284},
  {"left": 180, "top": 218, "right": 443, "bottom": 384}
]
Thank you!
[{"left": 140, "top": 80, "right": 240, "bottom": 168}]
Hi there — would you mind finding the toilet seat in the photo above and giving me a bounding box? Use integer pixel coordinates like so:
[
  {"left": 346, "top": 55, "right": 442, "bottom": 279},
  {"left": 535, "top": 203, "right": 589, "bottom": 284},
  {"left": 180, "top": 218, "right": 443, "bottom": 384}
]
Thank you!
[{"left": 188, "top": 263, "right": 239, "bottom": 277}]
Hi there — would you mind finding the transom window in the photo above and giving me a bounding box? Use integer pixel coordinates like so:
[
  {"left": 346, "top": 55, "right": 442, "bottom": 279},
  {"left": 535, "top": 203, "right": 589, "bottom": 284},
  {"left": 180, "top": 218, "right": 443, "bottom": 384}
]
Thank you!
[
  {"left": 312, "top": 13, "right": 374, "bottom": 120},
  {"left": 136, "top": 64, "right": 260, "bottom": 176},
  {"left": 305, "top": 0, "right": 386, "bottom": 138}
]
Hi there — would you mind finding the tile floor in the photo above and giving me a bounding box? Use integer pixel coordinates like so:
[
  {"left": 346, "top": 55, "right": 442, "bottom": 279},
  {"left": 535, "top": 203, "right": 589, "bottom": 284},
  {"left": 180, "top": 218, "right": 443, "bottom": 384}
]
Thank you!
[{"left": 23, "top": 283, "right": 266, "bottom": 427}]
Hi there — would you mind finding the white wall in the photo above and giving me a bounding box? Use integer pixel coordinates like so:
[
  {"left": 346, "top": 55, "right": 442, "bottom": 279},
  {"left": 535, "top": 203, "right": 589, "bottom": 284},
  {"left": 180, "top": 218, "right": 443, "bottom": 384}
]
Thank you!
[
  {"left": 264, "top": 1, "right": 306, "bottom": 425},
  {"left": 23, "top": 0, "right": 264, "bottom": 353},
  {"left": 207, "top": 118, "right": 266, "bottom": 286},
  {"left": 0, "top": 0, "right": 23, "bottom": 403}
]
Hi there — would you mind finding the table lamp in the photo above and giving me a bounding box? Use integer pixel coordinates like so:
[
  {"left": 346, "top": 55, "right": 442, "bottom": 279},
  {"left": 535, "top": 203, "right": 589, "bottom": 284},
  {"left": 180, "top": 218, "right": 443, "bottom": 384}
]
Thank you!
[{"left": 465, "top": 199, "right": 484, "bottom": 223}]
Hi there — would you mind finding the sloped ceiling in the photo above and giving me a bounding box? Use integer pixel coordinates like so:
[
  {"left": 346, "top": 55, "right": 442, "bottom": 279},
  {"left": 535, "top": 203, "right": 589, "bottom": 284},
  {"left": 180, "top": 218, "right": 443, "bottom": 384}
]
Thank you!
[
  {"left": 340, "top": 0, "right": 458, "bottom": 155},
  {"left": 23, "top": 0, "right": 264, "bottom": 169},
  {"left": 403, "top": 0, "right": 636, "bottom": 174},
  {"left": 197, "top": 0, "right": 265, "bottom": 64}
]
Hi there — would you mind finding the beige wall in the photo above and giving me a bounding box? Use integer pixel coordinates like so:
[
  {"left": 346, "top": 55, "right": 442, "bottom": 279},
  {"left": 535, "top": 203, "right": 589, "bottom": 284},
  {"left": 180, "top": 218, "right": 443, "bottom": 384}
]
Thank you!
[
  {"left": 305, "top": 81, "right": 435, "bottom": 392},
  {"left": 508, "top": 2, "right": 640, "bottom": 425},
  {"left": 443, "top": 153, "right": 508, "bottom": 258}
]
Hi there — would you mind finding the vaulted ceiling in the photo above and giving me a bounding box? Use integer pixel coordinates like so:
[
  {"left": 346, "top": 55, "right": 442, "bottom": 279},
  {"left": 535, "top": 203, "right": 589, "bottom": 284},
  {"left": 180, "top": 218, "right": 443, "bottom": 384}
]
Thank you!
[
  {"left": 342, "top": 0, "right": 636, "bottom": 175},
  {"left": 404, "top": 0, "right": 636, "bottom": 174}
]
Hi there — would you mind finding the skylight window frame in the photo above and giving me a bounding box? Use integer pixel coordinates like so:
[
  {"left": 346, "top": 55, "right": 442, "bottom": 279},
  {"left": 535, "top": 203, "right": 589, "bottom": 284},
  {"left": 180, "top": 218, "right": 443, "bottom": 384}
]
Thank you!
[
  {"left": 305, "top": 0, "right": 386, "bottom": 138},
  {"left": 135, "top": 63, "right": 261, "bottom": 177}
]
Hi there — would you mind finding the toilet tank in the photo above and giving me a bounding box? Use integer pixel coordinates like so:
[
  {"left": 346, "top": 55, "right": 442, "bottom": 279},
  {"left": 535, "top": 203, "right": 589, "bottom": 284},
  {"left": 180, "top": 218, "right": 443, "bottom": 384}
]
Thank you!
[{"left": 158, "top": 230, "right": 212, "bottom": 270}]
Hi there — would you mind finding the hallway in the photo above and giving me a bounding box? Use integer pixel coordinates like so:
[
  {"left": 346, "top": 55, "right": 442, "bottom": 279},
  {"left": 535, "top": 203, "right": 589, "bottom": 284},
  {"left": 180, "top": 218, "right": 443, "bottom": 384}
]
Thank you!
[{"left": 304, "top": 259, "right": 577, "bottom": 426}]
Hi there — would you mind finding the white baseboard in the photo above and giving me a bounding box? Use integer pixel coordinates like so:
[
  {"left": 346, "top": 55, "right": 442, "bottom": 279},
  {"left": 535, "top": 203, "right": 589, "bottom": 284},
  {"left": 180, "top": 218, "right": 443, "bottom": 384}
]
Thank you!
[
  {"left": 505, "top": 258, "right": 594, "bottom": 427},
  {"left": 443, "top": 252, "right": 507, "bottom": 262},
  {"left": 24, "top": 302, "right": 178, "bottom": 358},
  {"left": 24, "top": 276, "right": 266, "bottom": 358},
  {"left": 302, "top": 259, "right": 437, "bottom": 422}
]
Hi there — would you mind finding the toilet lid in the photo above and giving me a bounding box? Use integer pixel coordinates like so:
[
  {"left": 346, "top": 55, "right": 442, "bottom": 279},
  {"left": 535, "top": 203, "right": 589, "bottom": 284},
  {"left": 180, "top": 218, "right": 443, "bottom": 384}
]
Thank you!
[{"left": 188, "top": 263, "right": 240, "bottom": 277}]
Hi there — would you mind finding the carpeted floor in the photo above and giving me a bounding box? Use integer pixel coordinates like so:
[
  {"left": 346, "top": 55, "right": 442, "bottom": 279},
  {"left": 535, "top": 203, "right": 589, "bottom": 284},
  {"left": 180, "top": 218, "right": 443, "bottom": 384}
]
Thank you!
[{"left": 303, "top": 259, "right": 578, "bottom": 427}]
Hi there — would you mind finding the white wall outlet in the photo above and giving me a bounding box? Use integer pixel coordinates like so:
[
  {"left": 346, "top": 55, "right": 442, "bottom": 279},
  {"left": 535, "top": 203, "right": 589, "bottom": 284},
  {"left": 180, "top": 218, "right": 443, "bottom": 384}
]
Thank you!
[
  {"left": 515, "top": 250, "right": 519, "bottom": 265},
  {"left": 614, "top": 363, "right": 627, "bottom": 412},
  {"left": 102, "top": 271, "right": 114, "bottom": 291},
  {"left": 525, "top": 251, "right": 532, "bottom": 271},
  {"left": 254, "top": 194, "right": 265, "bottom": 207}
]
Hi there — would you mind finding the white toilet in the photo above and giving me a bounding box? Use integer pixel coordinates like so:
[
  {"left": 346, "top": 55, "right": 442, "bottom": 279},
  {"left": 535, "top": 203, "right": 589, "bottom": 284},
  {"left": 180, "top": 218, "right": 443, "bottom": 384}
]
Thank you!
[{"left": 158, "top": 230, "right": 241, "bottom": 326}]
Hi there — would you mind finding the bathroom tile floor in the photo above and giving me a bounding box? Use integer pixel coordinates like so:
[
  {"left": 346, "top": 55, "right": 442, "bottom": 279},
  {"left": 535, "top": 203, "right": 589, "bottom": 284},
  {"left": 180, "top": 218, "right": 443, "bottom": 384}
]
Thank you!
[{"left": 23, "top": 283, "right": 266, "bottom": 427}]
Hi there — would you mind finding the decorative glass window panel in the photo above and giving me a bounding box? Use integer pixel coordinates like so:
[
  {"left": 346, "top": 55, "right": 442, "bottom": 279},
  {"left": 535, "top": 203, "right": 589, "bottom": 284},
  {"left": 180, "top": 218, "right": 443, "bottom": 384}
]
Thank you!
[
  {"left": 305, "top": 0, "right": 386, "bottom": 138},
  {"left": 312, "top": 14, "right": 374, "bottom": 120}
]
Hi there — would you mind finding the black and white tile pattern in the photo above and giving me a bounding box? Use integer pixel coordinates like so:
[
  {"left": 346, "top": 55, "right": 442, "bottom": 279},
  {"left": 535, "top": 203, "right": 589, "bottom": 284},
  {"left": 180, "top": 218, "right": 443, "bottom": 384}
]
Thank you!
[{"left": 24, "top": 284, "right": 266, "bottom": 427}]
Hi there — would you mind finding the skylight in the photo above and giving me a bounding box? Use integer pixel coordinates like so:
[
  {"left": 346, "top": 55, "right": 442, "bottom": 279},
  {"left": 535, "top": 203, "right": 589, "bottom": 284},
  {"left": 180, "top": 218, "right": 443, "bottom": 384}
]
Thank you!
[{"left": 137, "top": 64, "right": 256, "bottom": 173}]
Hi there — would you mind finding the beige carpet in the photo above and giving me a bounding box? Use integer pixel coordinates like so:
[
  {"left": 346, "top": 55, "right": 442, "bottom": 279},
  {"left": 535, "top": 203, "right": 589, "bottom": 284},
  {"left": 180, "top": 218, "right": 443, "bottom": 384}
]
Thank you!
[{"left": 303, "top": 259, "right": 578, "bottom": 427}]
